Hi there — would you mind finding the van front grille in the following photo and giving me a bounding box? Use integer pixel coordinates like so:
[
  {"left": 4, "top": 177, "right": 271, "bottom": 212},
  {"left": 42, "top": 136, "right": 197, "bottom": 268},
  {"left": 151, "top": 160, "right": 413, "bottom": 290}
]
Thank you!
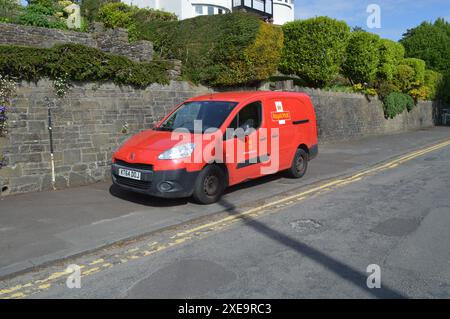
[{"left": 114, "top": 159, "right": 153, "bottom": 171}]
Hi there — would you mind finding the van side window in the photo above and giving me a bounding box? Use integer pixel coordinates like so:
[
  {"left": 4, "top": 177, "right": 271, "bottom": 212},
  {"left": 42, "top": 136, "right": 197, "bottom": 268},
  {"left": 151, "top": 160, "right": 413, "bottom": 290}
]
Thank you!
[{"left": 228, "top": 101, "right": 262, "bottom": 131}]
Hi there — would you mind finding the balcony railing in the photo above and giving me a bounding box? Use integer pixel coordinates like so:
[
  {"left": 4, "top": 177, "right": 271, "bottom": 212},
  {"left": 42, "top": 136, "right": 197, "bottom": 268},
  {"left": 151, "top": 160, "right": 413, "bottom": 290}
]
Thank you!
[{"left": 233, "top": 0, "right": 273, "bottom": 17}]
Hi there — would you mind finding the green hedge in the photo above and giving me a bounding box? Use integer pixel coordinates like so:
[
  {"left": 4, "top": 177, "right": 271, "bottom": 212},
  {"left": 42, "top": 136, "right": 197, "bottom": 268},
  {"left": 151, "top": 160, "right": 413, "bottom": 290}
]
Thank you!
[
  {"left": 402, "top": 58, "right": 426, "bottom": 85},
  {"left": 343, "top": 31, "right": 381, "bottom": 84},
  {"left": 378, "top": 39, "right": 405, "bottom": 82},
  {"left": 280, "top": 16, "right": 350, "bottom": 87},
  {"left": 133, "top": 12, "right": 283, "bottom": 87},
  {"left": 383, "top": 92, "right": 415, "bottom": 118},
  {"left": 0, "top": 44, "right": 170, "bottom": 87}
]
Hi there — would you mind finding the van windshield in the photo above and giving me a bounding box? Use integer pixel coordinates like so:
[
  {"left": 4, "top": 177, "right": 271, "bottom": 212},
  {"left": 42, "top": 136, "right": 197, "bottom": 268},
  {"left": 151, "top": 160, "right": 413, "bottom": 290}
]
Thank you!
[{"left": 155, "top": 101, "right": 238, "bottom": 133}]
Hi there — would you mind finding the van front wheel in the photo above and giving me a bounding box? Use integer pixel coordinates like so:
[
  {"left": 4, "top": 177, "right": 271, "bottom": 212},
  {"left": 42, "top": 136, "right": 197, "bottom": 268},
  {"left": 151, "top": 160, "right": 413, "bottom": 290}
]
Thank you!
[
  {"left": 192, "top": 165, "right": 226, "bottom": 204},
  {"left": 286, "top": 149, "right": 308, "bottom": 178}
]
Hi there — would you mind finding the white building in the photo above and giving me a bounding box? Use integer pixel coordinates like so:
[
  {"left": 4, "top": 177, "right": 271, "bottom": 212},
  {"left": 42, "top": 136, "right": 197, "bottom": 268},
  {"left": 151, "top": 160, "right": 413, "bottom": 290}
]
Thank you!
[{"left": 122, "top": 0, "right": 294, "bottom": 25}]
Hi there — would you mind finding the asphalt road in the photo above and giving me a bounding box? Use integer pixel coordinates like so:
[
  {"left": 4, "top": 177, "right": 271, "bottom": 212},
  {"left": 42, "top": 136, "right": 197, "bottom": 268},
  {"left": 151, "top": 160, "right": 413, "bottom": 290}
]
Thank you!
[
  {"left": 1, "top": 127, "right": 449, "bottom": 298},
  {"left": 1, "top": 127, "right": 450, "bottom": 279}
]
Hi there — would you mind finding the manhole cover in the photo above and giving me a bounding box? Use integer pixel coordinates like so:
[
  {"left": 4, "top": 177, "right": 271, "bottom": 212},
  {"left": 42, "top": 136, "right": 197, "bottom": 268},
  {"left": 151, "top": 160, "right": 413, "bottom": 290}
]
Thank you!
[{"left": 290, "top": 219, "right": 323, "bottom": 234}]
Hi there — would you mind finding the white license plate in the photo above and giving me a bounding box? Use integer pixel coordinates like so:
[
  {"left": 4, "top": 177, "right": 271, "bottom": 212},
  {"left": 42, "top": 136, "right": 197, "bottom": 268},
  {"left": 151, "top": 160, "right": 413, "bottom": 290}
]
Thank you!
[{"left": 118, "top": 168, "right": 141, "bottom": 180}]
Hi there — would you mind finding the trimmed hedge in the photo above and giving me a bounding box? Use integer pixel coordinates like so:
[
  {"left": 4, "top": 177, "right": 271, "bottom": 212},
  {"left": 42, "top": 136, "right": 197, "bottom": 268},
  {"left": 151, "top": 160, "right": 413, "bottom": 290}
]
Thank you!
[
  {"left": 280, "top": 17, "right": 350, "bottom": 87},
  {"left": 0, "top": 44, "right": 170, "bottom": 87},
  {"left": 383, "top": 92, "right": 415, "bottom": 119},
  {"left": 378, "top": 39, "right": 405, "bottom": 82},
  {"left": 133, "top": 12, "right": 283, "bottom": 87},
  {"left": 343, "top": 31, "right": 381, "bottom": 84},
  {"left": 402, "top": 57, "right": 426, "bottom": 85}
]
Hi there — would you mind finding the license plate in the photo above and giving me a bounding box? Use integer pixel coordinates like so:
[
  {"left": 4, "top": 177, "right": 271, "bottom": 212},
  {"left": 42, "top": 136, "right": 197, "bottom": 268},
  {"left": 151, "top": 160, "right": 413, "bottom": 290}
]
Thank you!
[{"left": 118, "top": 168, "right": 141, "bottom": 180}]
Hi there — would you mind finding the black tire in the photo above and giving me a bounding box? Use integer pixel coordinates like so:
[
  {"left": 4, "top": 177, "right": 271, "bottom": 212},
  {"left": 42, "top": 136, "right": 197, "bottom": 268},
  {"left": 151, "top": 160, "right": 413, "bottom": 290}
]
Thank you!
[
  {"left": 285, "top": 148, "right": 308, "bottom": 178},
  {"left": 192, "top": 165, "right": 226, "bottom": 204}
]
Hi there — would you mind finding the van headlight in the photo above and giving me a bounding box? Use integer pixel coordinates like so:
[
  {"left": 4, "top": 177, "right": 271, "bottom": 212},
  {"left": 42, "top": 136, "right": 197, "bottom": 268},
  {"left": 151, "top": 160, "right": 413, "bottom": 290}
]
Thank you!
[{"left": 158, "top": 143, "right": 195, "bottom": 160}]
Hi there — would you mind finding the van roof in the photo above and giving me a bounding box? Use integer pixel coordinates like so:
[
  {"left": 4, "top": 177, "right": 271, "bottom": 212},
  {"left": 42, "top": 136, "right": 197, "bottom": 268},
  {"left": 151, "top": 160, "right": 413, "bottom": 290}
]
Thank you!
[{"left": 187, "top": 91, "right": 310, "bottom": 103}]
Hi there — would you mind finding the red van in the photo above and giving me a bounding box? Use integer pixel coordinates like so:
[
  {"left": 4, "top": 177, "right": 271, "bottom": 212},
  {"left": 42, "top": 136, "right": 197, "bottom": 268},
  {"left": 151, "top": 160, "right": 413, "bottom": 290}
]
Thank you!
[{"left": 112, "top": 92, "right": 318, "bottom": 204}]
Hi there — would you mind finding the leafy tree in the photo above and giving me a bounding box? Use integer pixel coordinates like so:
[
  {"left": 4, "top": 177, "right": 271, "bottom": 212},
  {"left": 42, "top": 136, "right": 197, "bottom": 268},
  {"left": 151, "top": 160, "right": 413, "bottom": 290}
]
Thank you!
[
  {"left": 342, "top": 31, "right": 381, "bottom": 84},
  {"left": 377, "top": 39, "right": 405, "bottom": 82},
  {"left": 423, "top": 69, "right": 442, "bottom": 100},
  {"left": 279, "top": 16, "right": 350, "bottom": 87},
  {"left": 400, "top": 18, "right": 450, "bottom": 72}
]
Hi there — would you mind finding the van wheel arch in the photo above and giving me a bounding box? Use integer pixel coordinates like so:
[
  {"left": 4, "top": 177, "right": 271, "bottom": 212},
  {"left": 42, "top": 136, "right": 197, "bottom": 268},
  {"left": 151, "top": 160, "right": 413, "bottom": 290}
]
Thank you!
[{"left": 298, "top": 144, "right": 310, "bottom": 160}]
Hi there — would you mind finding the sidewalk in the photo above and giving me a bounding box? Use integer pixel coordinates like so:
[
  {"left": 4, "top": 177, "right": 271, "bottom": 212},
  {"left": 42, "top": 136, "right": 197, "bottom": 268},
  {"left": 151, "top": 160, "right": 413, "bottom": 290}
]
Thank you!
[{"left": 1, "top": 127, "right": 449, "bottom": 278}]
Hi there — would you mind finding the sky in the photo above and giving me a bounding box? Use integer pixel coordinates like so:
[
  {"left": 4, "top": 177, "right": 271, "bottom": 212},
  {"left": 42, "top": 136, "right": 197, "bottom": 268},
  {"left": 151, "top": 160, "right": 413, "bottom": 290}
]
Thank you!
[{"left": 294, "top": 0, "right": 450, "bottom": 41}]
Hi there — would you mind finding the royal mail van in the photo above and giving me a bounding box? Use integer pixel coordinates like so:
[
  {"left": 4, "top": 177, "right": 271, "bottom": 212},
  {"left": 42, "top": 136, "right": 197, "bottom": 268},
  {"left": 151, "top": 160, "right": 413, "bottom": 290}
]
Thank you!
[{"left": 112, "top": 92, "right": 318, "bottom": 204}]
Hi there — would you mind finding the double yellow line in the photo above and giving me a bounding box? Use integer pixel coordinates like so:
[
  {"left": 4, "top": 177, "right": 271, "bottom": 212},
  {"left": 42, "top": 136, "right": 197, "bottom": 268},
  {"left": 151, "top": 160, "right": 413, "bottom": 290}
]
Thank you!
[
  {"left": 1, "top": 137, "right": 450, "bottom": 299},
  {"left": 174, "top": 138, "right": 450, "bottom": 239}
]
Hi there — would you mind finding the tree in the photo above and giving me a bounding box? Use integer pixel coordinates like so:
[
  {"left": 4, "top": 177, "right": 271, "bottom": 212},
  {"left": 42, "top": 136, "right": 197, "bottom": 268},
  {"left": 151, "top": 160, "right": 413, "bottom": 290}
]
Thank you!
[
  {"left": 342, "top": 31, "right": 381, "bottom": 84},
  {"left": 377, "top": 39, "right": 405, "bottom": 82},
  {"left": 400, "top": 18, "right": 450, "bottom": 72},
  {"left": 279, "top": 16, "right": 350, "bottom": 87}
]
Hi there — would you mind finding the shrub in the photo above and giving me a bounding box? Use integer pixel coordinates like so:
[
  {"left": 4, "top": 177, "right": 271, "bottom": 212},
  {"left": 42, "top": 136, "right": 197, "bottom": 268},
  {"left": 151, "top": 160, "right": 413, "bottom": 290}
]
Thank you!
[
  {"left": 408, "top": 86, "right": 430, "bottom": 101},
  {"left": 0, "top": 0, "right": 19, "bottom": 22},
  {"left": 81, "top": 0, "right": 119, "bottom": 23},
  {"left": 376, "top": 81, "right": 400, "bottom": 101},
  {"left": 17, "top": 3, "right": 68, "bottom": 29},
  {"left": 383, "top": 92, "right": 415, "bottom": 118},
  {"left": 0, "top": 44, "right": 170, "bottom": 87},
  {"left": 393, "top": 64, "right": 416, "bottom": 92},
  {"left": 96, "top": 2, "right": 176, "bottom": 30},
  {"left": 134, "top": 12, "right": 283, "bottom": 86},
  {"left": 279, "top": 16, "right": 350, "bottom": 87},
  {"left": 377, "top": 39, "right": 405, "bottom": 82},
  {"left": 436, "top": 71, "right": 450, "bottom": 103},
  {"left": 403, "top": 57, "right": 426, "bottom": 85},
  {"left": 352, "top": 83, "right": 377, "bottom": 96},
  {"left": 400, "top": 18, "right": 450, "bottom": 73},
  {"left": 342, "top": 31, "right": 381, "bottom": 84},
  {"left": 97, "top": 2, "right": 135, "bottom": 29},
  {"left": 423, "top": 69, "right": 443, "bottom": 100}
]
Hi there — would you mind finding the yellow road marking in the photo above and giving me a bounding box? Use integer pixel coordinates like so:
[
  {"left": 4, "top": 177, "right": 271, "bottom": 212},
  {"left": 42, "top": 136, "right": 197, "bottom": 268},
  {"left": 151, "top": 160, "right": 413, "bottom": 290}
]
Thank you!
[{"left": 2, "top": 138, "right": 450, "bottom": 299}]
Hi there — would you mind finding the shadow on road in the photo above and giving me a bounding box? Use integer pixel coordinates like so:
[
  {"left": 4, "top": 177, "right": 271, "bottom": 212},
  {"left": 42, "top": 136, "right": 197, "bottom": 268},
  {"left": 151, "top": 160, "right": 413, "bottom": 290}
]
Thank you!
[
  {"left": 217, "top": 198, "right": 406, "bottom": 299},
  {"left": 109, "top": 184, "right": 189, "bottom": 207},
  {"left": 108, "top": 172, "right": 287, "bottom": 207}
]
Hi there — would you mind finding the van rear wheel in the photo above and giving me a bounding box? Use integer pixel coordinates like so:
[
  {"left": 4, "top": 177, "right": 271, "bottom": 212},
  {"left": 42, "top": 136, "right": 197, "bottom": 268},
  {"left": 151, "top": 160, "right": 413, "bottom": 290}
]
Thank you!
[
  {"left": 286, "top": 148, "right": 308, "bottom": 178},
  {"left": 192, "top": 165, "right": 226, "bottom": 204}
]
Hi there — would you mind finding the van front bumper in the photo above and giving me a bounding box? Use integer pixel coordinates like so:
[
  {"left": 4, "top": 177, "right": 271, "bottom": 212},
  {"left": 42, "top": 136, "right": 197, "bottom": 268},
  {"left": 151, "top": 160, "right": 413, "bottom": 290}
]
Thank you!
[{"left": 111, "top": 163, "right": 200, "bottom": 198}]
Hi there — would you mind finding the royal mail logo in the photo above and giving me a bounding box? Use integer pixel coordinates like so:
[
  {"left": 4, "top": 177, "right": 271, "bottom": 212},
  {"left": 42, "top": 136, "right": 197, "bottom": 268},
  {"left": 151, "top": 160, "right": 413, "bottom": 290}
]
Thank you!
[{"left": 271, "top": 111, "right": 291, "bottom": 121}]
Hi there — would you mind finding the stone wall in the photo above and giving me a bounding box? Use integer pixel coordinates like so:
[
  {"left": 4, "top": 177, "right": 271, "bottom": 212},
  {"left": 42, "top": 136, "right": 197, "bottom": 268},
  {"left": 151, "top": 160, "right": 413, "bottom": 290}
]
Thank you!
[
  {"left": 0, "top": 80, "right": 437, "bottom": 196},
  {"left": 0, "top": 22, "right": 153, "bottom": 62},
  {"left": 0, "top": 80, "right": 211, "bottom": 195},
  {"left": 298, "top": 87, "right": 436, "bottom": 143}
]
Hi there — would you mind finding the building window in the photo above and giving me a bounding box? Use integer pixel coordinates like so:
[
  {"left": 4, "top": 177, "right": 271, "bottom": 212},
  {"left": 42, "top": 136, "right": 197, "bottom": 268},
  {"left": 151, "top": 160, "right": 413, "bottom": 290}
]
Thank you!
[
  {"left": 195, "top": 5, "right": 203, "bottom": 15},
  {"left": 207, "top": 6, "right": 214, "bottom": 15},
  {"left": 218, "top": 8, "right": 223, "bottom": 14}
]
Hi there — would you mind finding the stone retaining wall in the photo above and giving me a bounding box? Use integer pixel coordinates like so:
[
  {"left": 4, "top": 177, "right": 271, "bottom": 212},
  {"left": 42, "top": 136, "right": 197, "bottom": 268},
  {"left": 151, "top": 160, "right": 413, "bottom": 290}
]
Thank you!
[
  {"left": 0, "top": 80, "right": 437, "bottom": 196},
  {"left": 0, "top": 22, "right": 153, "bottom": 62}
]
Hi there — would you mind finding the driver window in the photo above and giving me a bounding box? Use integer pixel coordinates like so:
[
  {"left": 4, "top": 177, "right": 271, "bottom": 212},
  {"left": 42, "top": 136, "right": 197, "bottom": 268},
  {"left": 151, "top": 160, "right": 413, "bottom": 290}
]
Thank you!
[{"left": 228, "top": 101, "right": 262, "bottom": 131}]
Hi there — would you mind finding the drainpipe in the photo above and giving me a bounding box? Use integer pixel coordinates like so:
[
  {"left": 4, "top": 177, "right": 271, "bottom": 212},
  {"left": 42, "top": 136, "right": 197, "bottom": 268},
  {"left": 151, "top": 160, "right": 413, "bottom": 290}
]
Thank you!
[{"left": 45, "top": 97, "right": 56, "bottom": 190}]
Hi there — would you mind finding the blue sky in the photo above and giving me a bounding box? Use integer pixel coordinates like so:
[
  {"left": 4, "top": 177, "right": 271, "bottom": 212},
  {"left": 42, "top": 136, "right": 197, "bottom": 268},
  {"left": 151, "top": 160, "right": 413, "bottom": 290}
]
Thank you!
[{"left": 294, "top": 0, "right": 450, "bottom": 41}]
